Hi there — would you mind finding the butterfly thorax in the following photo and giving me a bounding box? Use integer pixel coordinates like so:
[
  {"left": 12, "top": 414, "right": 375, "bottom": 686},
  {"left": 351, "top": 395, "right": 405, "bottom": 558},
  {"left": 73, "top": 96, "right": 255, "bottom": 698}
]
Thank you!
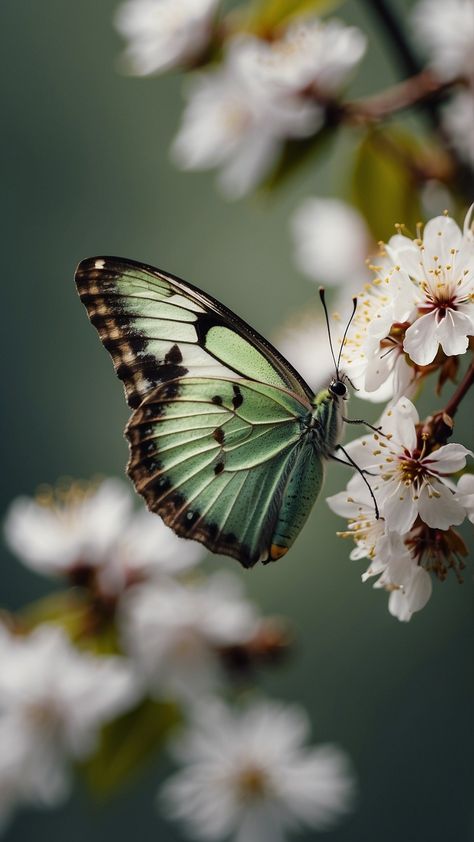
[{"left": 309, "top": 377, "right": 348, "bottom": 458}]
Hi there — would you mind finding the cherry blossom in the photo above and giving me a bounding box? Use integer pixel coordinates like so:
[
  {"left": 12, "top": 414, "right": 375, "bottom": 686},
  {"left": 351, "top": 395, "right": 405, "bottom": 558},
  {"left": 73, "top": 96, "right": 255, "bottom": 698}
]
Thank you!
[
  {"left": 114, "top": 0, "right": 219, "bottom": 76},
  {"left": 344, "top": 397, "right": 471, "bottom": 533},
  {"left": 4, "top": 478, "right": 204, "bottom": 597},
  {"left": 120, "top": 572, "right": 259, "bottom": 701},
  {"left": 161, "top": 698, "right": 355, "bottom": 842}
]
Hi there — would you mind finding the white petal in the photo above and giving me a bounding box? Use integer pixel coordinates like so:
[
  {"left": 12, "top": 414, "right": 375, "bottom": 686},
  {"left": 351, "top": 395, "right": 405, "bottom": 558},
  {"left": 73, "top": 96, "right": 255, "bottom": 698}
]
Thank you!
[
  {"left": 417, "top": 481, "right": 466, "bottom": 528},
  {"left": 381, "top": 483, "right": 418, "bottom": 533},
  {"left": 424, "top": 442, "right": 472, "bottom": 475},
  {"left": 404, "top": 566, "right": 432, "bottom": 613},
  {"left": 435, "top": 308, "right": 471, "bottom": 357},
  {"left": 388, "top": 589, "right": 412, "bottom": 622},
  {"left": 403, "top": 312, "right": 440, "bottom": 365}
]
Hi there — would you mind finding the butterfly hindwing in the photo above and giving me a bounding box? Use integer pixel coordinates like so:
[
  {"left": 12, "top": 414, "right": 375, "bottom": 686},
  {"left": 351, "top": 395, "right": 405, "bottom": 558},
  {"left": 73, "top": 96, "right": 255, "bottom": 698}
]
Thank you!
[
  {"left": 125, "top": 376, "right": 321, "bottom": 566},
  {"left": 75, "top": 256, "right": 313, "bottom": 409}
]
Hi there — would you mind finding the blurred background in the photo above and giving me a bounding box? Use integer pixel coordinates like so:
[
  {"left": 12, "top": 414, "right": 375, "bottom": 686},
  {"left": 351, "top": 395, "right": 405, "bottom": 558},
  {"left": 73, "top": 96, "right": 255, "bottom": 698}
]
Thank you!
[{"left": 0, "top": 0, "right": 473, "bottom": 840}]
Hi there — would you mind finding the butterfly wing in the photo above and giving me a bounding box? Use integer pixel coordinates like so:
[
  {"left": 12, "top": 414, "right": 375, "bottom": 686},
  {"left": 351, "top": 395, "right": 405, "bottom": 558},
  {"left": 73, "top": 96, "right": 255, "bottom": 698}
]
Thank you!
[
  {"left": 126, "top": 376, "right": 323, "bottom": 566},
  {"left": 75, "top": 256, "right": 320, "bottom": 566},
  {"left": 75, "top": 256, "right": 313, "bottom": 409}
]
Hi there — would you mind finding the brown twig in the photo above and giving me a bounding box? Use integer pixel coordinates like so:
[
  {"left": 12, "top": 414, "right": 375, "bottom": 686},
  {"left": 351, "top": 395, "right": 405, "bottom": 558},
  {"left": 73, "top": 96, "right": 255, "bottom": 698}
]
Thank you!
[
  {"left": 422, "top": 356, "right": 474, "bottom": 446},
  {"left": 443, "top": 357, "right": 474, "bottom": 420},
  {"left": 342, "top": 70, "right": 461, "bottom": 125}
]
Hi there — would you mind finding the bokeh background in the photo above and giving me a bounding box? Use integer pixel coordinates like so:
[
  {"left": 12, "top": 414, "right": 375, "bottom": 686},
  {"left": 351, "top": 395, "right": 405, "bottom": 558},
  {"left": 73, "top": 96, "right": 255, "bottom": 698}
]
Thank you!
[{"left": 1, "top": 1, "right": 472, "bottom": 840}]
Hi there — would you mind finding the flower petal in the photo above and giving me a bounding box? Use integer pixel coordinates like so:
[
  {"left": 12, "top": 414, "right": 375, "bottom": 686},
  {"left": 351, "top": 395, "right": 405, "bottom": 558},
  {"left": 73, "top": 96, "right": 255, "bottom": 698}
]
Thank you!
[
  {"left": 417, "top": 481, "right": 466, "bottom": 529},
  {"left": 403, "top": 312, "right": 440, "bottom": 365}
]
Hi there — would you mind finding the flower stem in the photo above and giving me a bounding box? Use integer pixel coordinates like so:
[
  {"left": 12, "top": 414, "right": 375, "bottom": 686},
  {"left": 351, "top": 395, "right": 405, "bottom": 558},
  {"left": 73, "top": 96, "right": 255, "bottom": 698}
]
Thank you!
[
  {"left": 443, "top": 357, "right": 474, "bottom": 420},
  {"left": 422, "top": 357, "right": 474, "bottom": 446},
  {"left": 344, "top": 71, "right": 459, "bottom": 125}
]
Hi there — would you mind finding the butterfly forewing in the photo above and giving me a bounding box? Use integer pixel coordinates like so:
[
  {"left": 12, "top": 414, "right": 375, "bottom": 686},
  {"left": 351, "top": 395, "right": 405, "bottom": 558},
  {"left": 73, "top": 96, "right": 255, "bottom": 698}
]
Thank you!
[{"left": 75, "top": 257, "right": 313, "bottom": 409}]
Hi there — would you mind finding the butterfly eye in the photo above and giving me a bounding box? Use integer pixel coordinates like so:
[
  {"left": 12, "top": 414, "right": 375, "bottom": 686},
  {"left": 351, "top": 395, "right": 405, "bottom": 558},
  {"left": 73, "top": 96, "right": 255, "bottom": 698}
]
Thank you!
[{"left": 330, "top": 380, "right": 347, "bottom": 398}]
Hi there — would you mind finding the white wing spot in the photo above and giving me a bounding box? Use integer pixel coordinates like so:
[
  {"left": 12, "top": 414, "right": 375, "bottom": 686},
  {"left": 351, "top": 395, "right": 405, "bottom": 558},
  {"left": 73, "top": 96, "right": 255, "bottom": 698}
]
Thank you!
[{"left": 94, "top": 259, "right": 105, "bottom": 269}]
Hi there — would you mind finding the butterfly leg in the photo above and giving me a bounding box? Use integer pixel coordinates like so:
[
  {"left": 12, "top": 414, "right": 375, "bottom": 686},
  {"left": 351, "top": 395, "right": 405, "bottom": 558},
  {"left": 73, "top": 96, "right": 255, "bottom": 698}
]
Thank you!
[{"left": 330, "top": 445, "right": 379, "bottom": 519}]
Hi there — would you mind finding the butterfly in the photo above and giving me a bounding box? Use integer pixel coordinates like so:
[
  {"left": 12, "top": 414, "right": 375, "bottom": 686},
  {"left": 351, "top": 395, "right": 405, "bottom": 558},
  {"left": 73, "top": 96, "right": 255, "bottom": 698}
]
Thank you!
[{"left": 75, "top": 256, "right": 373, "bottom": 568}]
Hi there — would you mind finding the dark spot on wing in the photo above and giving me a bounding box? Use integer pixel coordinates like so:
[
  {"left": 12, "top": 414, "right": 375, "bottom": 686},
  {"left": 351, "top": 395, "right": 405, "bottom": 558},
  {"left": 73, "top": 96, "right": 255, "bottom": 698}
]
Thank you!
[
  {"left": 232, "top": 384, "right": 243, "bottom": 409},
  {"left": 212, "top": 395, "right": 223, "bottom": 405},
  {"left": 214, "top": 461, "right": 224, "bottom": 475},
  {"left": 213, "top": 428, "right": 225, "bottom": 444},
  {"left": 164, "top": 343, "right": 183, "bottom": 365}
]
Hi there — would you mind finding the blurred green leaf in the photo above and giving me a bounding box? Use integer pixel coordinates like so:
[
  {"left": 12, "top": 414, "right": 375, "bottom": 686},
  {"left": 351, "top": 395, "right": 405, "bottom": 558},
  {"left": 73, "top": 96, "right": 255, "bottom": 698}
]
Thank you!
[
  {"left": 20, "top": 589, "right": 119, "bottom": 653},
  {"left": 82, "top": 698, "right": 181, "bottom": 799},
  {"left": 263, "top": 123, "right": 336, "bottom": 191},
  {"left": 351, "top": 129, "right": 422, "bottom": 242},
  {"left": 235, "top": 0, "right": 345, "bottom": 35}
]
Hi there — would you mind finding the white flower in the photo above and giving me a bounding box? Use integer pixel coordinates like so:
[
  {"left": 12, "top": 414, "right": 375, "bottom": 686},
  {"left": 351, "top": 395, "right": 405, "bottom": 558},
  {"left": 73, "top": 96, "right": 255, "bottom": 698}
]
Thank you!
[
  {"left": 172, "top": 37, "right": 318, "bottom": 199},
  {"left": 454, "top": 473, "right": 474, "bottom": 523},
  {"left": 236, "top": 18, "right": 366, "bottom": 99},
  {"left": 114, "top": 0, "right": 219, "bottom": 76},
  {"left": 120, "top": 572, "right": 258, "bottom": 701},
  {"left": 443, "top": 88, "right": 474, "bottom": 168},
  {"left": 4, "top": 478, "right": 203, "bottom": 596},
  {"left": 384, "top": 210, "right": 474, "bottom": 366},
  {"left": 345, "top": 397, "right": 472, "bottom": 533},
  {"left": 161, "top": 698, "right": 355, "bottom": 842},
  {"left": 0, "top": 624, "right": 137, "bottom": 824},
  {"left": 291, "top": 197, "right": 371, "bottom": 286},
  {"left": 343, "top": 208, "right": 474, "bottom": 383},
  {"left": 412, "top": 0, "right": 474, "bottom": 81},
  {"left": 4, "top": 479, "right": 131, "bottom": 574},
  {"left": 327, "top": 475, "right": 433, "bottom": 621}
]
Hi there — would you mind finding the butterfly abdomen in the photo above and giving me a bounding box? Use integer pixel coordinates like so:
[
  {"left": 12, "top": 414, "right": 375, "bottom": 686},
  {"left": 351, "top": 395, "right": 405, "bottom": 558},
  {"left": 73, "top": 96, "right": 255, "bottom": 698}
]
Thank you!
[{"left": 266, "top": 442, "right": 325, "bottom": 563}]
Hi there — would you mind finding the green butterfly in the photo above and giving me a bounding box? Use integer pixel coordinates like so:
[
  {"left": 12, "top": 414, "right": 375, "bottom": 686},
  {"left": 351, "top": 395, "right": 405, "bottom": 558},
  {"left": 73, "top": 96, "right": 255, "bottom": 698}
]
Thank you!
[{"left": 75, "top": 256, "right": 365, "bottom": 568}]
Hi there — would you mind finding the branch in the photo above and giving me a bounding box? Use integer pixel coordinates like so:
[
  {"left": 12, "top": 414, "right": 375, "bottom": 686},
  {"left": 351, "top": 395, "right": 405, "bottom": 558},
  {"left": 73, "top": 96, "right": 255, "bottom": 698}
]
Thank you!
[
  {"left": 343, "top": 71, "right": 460, "bottom": 124},
  {"left": 421, "top": 356, "right": 474, "bottom": 445},
  {"left": 443, "top": 358, "right": 474, "bottom": 420}
]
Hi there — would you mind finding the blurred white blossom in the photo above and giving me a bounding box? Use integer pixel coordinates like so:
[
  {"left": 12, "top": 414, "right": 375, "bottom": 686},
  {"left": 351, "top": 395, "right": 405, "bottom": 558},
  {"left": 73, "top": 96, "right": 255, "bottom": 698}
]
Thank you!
[
  {"left": 0, "top": 624, "right": 137, "bottom": 826},
  {"left": 172, "top": 17, "right": 366, "bottom": 199},
  {"left": 161, "top": 698, "right": 355, "bottom": 842},
  {"left": 412, "top": 0, "right": 474, "bottom": 81},
  {"left": 291, "top": 197, "right": 371, "bottom": 286},
  {"left": 443, "top": 89, "right": 474, "bottom": 168},
  {"left": 344, "top": 397, "right": 471, "bottom": 533},
  {"left": 275, "top": 310, "right": 337, "bottom": 393},
  {"left": 454, "top": 473, "right": 474, "bottom": 523},
  {"left": 327, "top": 475, "right": 433, "bottom": 621},
  {"left": 172, "top": 38, "right": 317, "bottom": 199},
  {"left": 120, "top": 572, "right": 258, "bottom": 701},
  {"left": 236, "top": 18, "right": 366, "bottom": 99},
  {"left": 4, "top": 478, "right": 203, "bottom": 596},
  {"left": 114, "top": 0, "right": 219, "bottom": 76}
]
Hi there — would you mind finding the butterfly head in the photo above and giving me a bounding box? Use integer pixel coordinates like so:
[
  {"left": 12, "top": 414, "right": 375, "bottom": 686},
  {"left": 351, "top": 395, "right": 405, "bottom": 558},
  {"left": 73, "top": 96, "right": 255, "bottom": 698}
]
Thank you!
[{"left": 328, "top": 374, "right": 349, "bottom": 400}]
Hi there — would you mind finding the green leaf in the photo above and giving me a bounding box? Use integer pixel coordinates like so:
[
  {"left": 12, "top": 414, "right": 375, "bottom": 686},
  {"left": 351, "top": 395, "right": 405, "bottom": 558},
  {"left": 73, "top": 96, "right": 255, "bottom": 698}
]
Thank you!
[
  {"left": 19, "top": 589, "right": 120, "bottom": 654},
  {"left": 82, "top": 698, "right": 182, "bottom": 799},
  {"left": 351, "top": 129, "right": 422, "bottom": 242},
  {"left": 235, "top": 0, "right": 345, "bottom": 36}
]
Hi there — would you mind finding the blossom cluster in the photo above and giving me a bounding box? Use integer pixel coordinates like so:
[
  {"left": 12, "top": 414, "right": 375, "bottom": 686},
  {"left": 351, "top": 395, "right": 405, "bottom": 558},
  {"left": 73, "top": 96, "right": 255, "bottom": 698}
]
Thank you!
[
  {"left": 115, "top": 0, "right": 367, "bottom": 198},
  {"left": 2, "top": 478, "right": 355, "bottom": 841}
]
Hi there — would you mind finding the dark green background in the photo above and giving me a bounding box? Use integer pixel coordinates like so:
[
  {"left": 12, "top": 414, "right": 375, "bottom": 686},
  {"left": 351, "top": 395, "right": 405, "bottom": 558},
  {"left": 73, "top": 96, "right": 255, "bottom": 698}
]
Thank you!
[{"left": 1, "top": 1, "right": 472, "bottom": 841}]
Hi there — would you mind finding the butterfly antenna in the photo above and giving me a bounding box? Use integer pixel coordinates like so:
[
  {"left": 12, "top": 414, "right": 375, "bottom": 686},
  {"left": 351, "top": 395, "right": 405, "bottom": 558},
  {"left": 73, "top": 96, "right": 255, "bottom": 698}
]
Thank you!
[
  {"left": 336, "top": 296, "right": 358, "bottom": 375},
  {"left": 319, "top": 288, "right": 339, "bottom": 377}
]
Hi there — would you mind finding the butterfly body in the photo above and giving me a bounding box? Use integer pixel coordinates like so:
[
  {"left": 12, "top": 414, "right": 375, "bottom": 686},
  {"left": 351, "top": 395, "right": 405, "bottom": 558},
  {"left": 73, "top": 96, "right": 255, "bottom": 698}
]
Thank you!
[{"left": 75, "top": 257, "right": 348, "bottom": 567}]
